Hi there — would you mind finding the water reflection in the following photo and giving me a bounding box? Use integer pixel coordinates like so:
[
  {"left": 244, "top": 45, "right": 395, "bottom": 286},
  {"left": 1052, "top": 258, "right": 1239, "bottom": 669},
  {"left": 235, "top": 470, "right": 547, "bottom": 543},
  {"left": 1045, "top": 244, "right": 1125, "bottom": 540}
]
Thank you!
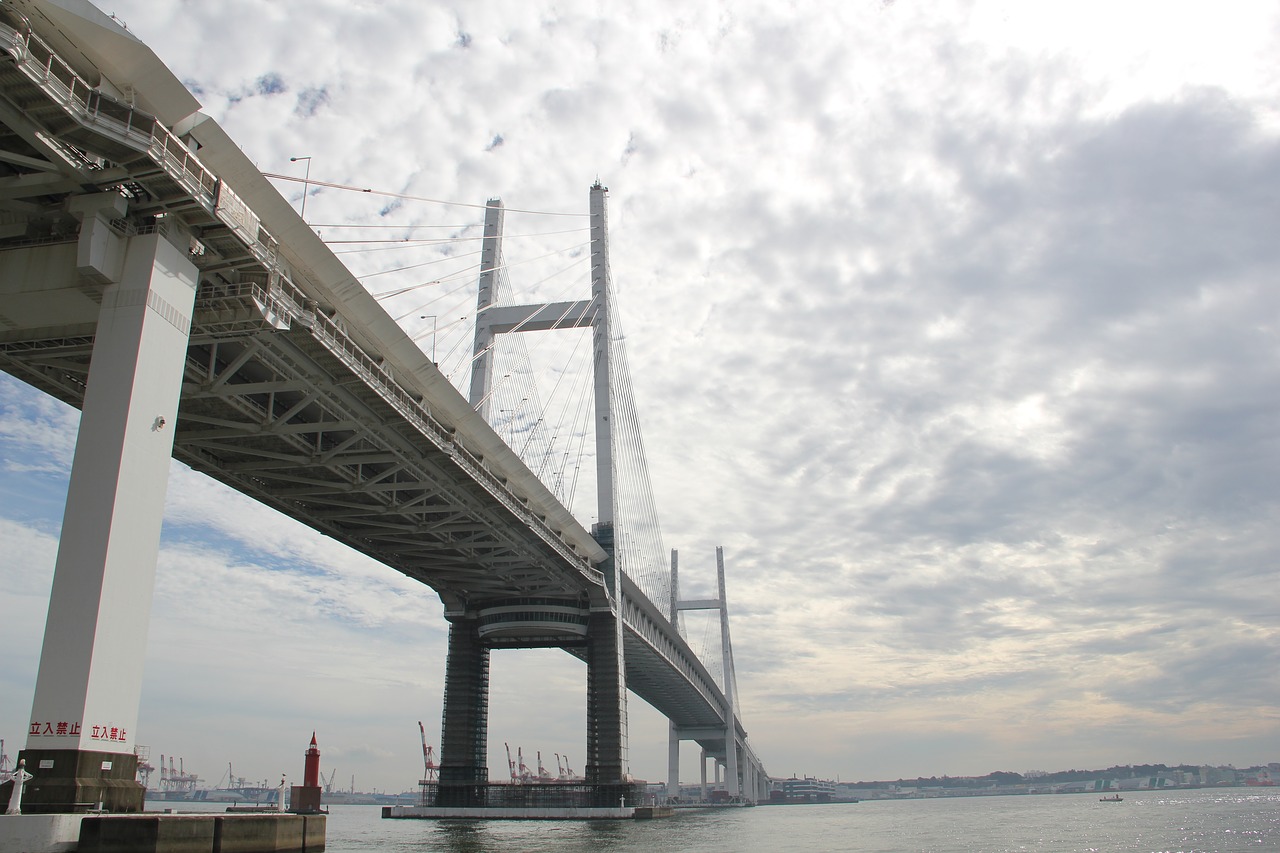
[{"left": 418, "top": 818, "right": 635, "bottom": 853}]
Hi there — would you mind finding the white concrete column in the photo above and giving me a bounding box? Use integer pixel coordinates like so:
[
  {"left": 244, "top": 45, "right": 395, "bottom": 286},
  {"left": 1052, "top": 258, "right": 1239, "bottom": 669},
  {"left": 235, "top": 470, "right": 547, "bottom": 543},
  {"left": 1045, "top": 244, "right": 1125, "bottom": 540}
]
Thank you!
[
  {"left": 25, "top": 228, "right": 197, "bottom": 759},
  {"left": 589, "top": 183, "right": 613, "bottom": 527},
  {"left": 666, "top": 549, "right": 680, "bottom": 802},
  {"left": 666, "top": 723, "right": 680, "bottom": 801},
  {"left": 468, "top": 199, "right": 504, "bottom": 420},
  {"left": 717, "top": 547, "right": 740, "bottom": 797},
  {"left": 700, "top": 748, "right": 707, "bottom": 801}
]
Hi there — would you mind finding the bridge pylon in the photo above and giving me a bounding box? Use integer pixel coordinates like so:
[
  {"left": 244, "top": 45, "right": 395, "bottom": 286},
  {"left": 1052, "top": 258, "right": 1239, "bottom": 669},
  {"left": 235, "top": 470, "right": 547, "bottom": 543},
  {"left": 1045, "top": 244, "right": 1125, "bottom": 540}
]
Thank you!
[
  {"left": 436, "top": 184, "right": 630, "bottom": 806},
  {"left": 667, "top": 546, "right": 765, "bottom": 802}
]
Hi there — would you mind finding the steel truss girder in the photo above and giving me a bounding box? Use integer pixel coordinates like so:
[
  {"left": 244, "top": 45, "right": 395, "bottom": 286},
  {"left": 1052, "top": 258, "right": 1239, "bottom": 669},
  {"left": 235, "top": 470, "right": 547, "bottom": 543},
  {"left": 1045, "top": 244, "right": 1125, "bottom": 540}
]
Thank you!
[{"left": 171, "top": 326, "right": 591, "bottom": 603}]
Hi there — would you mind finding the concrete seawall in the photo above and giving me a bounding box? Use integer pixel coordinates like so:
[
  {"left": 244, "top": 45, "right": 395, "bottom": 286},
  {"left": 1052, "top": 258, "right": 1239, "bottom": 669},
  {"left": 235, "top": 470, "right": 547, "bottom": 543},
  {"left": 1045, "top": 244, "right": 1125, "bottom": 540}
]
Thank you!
[{"left": 0, "top": 813, "right": 326, "bottom": 853}]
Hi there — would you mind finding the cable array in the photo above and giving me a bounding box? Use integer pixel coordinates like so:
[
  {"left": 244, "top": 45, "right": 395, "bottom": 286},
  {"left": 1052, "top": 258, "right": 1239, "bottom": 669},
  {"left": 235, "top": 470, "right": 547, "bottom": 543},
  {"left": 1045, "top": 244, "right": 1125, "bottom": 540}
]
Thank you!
[
  {"left": 454, "top": 218, "right": 601, "bottom": 517},
  {"left": 603, "top": 275, "right": 671, "bottom": 611},
  {"left": 276, "top": 173, "right": 683, "bottom": 654}
]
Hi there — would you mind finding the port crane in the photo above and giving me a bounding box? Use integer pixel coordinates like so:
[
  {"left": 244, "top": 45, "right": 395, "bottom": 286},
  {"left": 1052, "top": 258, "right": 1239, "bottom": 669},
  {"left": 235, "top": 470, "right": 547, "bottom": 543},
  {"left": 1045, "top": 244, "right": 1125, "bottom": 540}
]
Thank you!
[
  {"left": 517, "top": 747, "right": 531, "bottom": 782},
  {"left": 555, "top": 753, "right": 580, "bottom": 781},
  {"left": 415, "top": 721, "right": 438, "bottom": 807},
  {"left": 504, "top": 743, "right": 518, "bottom": 782},
  {"left": 417, "top": 722, "right": 437, "bottom": 785},
  {"left": 157, "top": 755, "right": 199, "bottom": 794}
]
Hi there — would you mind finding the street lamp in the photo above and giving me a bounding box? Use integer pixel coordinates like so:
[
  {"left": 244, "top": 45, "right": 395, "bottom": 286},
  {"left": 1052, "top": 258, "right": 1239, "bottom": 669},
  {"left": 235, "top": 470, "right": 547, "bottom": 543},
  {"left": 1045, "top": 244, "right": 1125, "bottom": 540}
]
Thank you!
[
  {"left": 419, "top": 315, "right": 437, "bottom": 363},
  {"left": 289, "top": 156, "right": 312, "bottom": 220}
]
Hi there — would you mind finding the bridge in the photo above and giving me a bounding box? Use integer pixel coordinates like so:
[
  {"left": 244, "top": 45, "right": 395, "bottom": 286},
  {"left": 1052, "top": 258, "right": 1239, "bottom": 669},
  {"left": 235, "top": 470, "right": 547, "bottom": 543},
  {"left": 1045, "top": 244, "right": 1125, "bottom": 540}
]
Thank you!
[{"left": 0, "top": 0, "right": 767, "bottom": 812}]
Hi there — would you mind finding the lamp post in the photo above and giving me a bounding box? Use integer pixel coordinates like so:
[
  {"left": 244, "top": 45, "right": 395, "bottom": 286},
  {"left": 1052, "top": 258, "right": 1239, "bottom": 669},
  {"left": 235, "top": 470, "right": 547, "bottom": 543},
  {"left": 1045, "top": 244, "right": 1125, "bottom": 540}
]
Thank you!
[
  {"left": 289, "top": 156, "right": 312, "bottom": 220},
  {"left": 419, "top": 315, "right": 437, "bottom": 363}
]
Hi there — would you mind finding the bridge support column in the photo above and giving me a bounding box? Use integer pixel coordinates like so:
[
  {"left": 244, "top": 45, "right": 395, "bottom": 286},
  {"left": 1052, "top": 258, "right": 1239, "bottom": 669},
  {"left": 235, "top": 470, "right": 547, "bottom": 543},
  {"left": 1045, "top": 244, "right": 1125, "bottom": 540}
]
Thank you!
[
  {"left": 18, "top": 219, "right": 197, "bottom": 813},
  {"left": 437, "top": 618, "right": 490, "bottom": 807},
  {"left": 700, "top": 748, "right": 708, "bottom": 801},
  {"left": 666, "top": 722, "right": 680, "bottom": 802},
  {"left": 584, "top": 611, "right": 627, "bottom": 791}
]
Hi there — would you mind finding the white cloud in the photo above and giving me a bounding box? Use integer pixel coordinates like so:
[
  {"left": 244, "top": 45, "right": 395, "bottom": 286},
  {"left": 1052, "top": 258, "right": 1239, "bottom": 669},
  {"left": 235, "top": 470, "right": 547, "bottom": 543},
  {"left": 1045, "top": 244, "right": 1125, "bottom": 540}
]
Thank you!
[{"left": 1, "top": 0, "right": 1277, "bottom": 790}]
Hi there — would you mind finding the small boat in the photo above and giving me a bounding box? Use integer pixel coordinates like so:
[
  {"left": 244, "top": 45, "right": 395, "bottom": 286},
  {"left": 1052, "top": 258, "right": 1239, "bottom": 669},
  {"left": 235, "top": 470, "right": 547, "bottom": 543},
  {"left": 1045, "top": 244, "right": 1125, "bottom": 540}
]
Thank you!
[{"left": 1099, "top": 794, "right": 1123, "bottom": 802}]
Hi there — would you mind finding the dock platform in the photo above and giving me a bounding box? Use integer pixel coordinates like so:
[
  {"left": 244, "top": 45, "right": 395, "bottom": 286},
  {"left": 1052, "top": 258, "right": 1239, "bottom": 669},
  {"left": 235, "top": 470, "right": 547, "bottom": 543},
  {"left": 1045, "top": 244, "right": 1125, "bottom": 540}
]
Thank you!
[
  {"left": 382, "top": 803, "right": 676, "bottom": 820},
  {"left": 384, "top": 804, "right": 633, "bottom": 820}
]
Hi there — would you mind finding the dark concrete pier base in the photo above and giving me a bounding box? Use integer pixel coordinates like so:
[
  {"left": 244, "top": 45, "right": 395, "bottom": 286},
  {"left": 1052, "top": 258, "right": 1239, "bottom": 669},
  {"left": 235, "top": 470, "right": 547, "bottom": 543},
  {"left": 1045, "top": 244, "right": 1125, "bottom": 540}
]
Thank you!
[
  {"left": 289, "top": 785, "right": 323, "bottom": 814},
  {"left": 0, "top": 813, "right": 325, "bottom": 853},
  {"left": 584, "top": 613, "right": 626, "bottom": 794},
  {"left": 15, "top": 749, "right": 144, "bottom": 813},
  {"left": 436, "top": 618, "right": 490, "bottom": 808}
]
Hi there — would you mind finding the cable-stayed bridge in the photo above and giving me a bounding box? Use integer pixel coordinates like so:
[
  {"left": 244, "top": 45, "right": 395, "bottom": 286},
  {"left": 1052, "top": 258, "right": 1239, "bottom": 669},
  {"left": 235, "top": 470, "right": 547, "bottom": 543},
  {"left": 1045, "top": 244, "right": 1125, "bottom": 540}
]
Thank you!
[{"left": 0, "top": 0, "right": 766, "bottom": 812}]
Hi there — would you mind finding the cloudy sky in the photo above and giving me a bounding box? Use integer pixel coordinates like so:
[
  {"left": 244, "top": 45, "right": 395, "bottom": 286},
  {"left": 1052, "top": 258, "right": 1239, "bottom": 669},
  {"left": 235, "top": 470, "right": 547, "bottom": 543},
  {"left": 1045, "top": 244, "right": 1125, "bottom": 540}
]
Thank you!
[{"left": 3, "top": 0, "right": 1279, "bottom": 792}]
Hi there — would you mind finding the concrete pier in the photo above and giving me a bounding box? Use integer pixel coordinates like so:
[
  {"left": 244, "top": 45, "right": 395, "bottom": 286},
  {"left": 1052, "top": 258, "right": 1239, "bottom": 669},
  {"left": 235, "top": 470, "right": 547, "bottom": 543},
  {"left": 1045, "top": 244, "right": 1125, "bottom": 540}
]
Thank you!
[{"left": 0, "top": 814, "right": 84, "bottom": 852}]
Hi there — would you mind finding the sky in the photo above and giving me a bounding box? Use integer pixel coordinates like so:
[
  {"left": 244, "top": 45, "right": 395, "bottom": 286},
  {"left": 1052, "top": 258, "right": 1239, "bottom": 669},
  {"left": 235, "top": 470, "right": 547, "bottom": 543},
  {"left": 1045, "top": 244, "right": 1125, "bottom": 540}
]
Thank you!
[{"left": 2, "top": 0, "right": 1279, "bottom": 792}]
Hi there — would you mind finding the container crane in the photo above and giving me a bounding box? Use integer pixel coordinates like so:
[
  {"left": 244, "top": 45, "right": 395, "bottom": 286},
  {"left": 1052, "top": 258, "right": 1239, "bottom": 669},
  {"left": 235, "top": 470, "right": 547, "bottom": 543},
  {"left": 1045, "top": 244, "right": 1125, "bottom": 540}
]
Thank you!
[
  {"left": 417, "top": 722, "right": 437, "bottom": 784},
  {"left": 517, "top": 747, "right": 531, "bottom": 782},
  {"left": 504, "top": 742, "right": 517, "bottom": 782}
]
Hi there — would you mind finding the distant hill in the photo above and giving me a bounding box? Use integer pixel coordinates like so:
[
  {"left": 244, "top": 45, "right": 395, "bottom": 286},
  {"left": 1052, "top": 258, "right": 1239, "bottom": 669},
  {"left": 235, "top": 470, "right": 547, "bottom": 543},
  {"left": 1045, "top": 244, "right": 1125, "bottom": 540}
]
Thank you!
[{"left": 845, "top": 764, "right": 1206, "bottom": 789}]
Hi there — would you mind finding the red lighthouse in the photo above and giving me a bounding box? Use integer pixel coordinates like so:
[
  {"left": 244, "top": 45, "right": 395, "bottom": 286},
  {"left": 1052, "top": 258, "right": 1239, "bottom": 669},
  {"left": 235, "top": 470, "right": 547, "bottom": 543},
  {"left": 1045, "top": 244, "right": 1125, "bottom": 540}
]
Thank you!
[
  {"left": 303, "top": 733, "right": 321, "bottom": 788},
  {"left": 291, "top": 732, "right": 324, "bottom": 813}
]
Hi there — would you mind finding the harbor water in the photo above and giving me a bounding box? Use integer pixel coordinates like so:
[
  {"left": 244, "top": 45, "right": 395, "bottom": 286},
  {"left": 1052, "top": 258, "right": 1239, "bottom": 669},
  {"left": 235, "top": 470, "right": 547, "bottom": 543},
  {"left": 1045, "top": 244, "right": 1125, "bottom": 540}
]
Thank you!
[{"left": 154, "top": 788, "right": 1280, "bottom": 851}]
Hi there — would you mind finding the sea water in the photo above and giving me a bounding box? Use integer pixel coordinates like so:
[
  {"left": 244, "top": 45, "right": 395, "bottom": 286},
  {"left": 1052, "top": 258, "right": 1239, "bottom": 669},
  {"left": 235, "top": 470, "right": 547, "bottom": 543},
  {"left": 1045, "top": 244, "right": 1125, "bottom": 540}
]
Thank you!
[
  {"left": 298, "top": 788, "right": 1280, "bottom": 852},
  {"left": 152, "top": 788, "right": 1280, "bottom": 851}
]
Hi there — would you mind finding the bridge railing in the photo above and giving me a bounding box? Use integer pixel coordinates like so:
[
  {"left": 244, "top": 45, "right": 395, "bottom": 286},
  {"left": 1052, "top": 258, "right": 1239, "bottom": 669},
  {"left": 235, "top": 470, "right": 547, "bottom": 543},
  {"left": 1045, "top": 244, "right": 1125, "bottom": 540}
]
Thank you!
[
  {"left": 0, "top": 8, "right": 271, "bottom": 262},
  {"left": 0, "top": 13, "right": 154, "bottom": 142},
  {"left": 303, "top": 296, "right": 599, "bottom": 578}
]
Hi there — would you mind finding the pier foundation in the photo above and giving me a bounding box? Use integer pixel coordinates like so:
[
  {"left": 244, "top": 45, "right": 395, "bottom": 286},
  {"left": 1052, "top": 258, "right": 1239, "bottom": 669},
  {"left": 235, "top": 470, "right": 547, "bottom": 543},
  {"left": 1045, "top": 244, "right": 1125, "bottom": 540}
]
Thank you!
[
  {"left": 584, "top": 612, "right": 627, "bottom": 792},
  {"left": 436, "top": 618, "right": 490, "bottom": 807}
]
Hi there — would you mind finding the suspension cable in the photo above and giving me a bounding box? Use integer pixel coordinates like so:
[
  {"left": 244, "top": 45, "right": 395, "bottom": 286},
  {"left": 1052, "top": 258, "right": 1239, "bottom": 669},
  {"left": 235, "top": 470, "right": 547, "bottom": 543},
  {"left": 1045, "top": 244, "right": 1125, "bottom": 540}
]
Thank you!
[{"left": 262, "top": 173, "right": 588, "bottom": 217}]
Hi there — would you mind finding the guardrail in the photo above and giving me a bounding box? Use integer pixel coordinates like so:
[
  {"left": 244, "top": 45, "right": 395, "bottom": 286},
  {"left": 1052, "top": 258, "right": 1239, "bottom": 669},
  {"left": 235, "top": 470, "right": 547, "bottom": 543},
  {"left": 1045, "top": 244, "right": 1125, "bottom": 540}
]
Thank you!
[{"left": 0, "top": 6, "right": 268, "bottom": 260}]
